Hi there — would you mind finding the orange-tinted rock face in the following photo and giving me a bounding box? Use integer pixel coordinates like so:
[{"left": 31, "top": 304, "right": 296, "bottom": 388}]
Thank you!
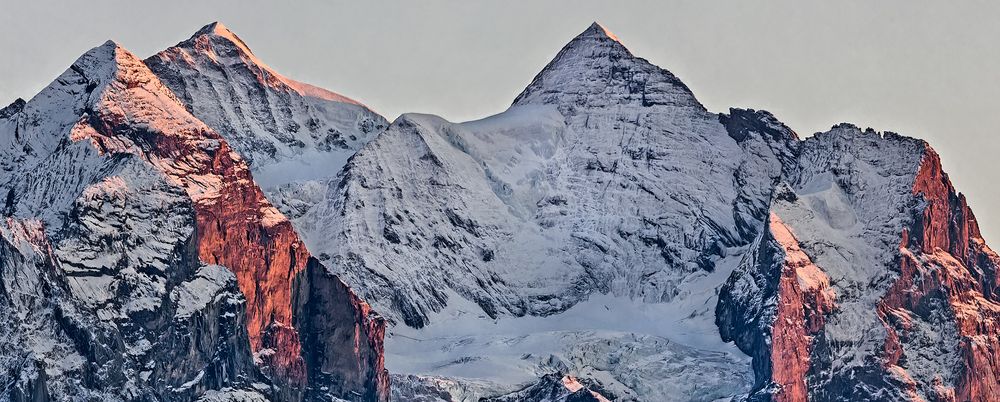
[
  {"left": 187, "top": 147, "right": 311, "bottom": 381},
  {"left": 81, "top": 103, "right": 312, "bottom": 381},
  {"left": 66, "top": 46, "right": 388, "bottom": 400},
  {"left": 771, "top": 269, "right": 812, "bottom": 402},
  {"left": 879, "top": 149, "right": 1000, "bottom": 401},
  {"left": 769, "top": 214, "right": 836, "bottom": 402}
]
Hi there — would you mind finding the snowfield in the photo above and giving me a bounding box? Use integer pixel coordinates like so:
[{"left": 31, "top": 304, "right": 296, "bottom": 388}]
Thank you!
[{"left": 387, "top": 249, "right": 754, "bottom": 401}]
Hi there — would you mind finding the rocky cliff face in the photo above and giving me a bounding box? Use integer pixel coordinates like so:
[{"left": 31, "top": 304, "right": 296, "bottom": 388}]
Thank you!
[
  {"left": 293, "top": 258, "right": 390, "bottom": 401},
  {"left": 0, "top": 39, "right": 386, "bottom": 401},
  {"left": 718, "top": 125, "right": 1000, "bottom": 401},
  {"left": 0, "top": 154, "right": 260, "bottom": 401},
  {"left": 882, "top": 148, "right": 999, "bottom": 401}
]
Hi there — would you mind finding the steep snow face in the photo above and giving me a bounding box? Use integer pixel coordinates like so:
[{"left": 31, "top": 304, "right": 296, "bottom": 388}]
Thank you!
[
  {"left": 503, "top": 24, "right": 796, "bottom": 307},
  {"left": 145, "top": 22, "right": 387, "bottom": 188},
  {"left": 0, "top": 40, "right": 387, "bottom": 401},
  {"left": 290, "top": 23, "right": 797, "bottom": 401},
  {"left": 306, "top": 23, "right": 795, "bottom": 330},
  {"left": 304, "top": 112, "right": 546, "bottom": 325}
]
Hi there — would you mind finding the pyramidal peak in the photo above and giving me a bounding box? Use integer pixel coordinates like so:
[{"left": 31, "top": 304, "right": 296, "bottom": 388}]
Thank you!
[
  {"left": 585, "top": 21, "right": 622, "bottom": 44},
  {"left": 73, "top": 40, "right": 173, "bottom": 82},
  {"left": 70, "top": 40, "right": 186, "bottom": 106},
  {"left": 189, "top": 21, "right": 257, "bottom": 57},
  {"left": 72, "top": 40, "right": 128, "bottom": 80},
  {"left": 154, "top": 21, "right": 364, "bottom": 106},
  {"left": 513, "top": 21, "right": 700, "bottom": 110},
  {"left": 196, "top": 21, "right": 235, "bottom": 37}
]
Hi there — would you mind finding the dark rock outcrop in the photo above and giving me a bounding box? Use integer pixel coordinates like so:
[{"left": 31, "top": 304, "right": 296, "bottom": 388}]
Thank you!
[{"left": 481, "top": 374, "right": 612, "bottom": 402}]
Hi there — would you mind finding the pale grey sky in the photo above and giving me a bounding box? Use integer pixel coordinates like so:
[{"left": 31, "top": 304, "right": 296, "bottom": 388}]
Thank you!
[{"left": 2, "top": 1, "right": 998, "bottom": 243}]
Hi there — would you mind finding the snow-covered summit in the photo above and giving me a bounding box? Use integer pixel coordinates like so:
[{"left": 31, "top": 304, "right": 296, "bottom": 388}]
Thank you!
[
  {"left": 513, "top": 22, "right": 701, "bottom": 111},
  {"left": 587, "top": 21, "right": 622, "bottom": 44},
  {"left": 70, "top": 39, "right": 125, "bottom": 80},
  {"left": 176, "top": 21, "right": 364, "bottom": 106},
  {"left": 0, "top": 38, "right": 206, "bottom": 197},
  {"left": 190, "top": 22, "right": 256, "bottom": 59},
  {"left": 145, "top": 22, "right": 387, "bottom": 186}
]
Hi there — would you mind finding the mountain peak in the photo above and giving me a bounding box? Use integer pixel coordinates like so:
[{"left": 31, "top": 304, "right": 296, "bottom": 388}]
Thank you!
[
  {"left": 584, "top": 21, "right": 622, "bottom": 44},
  {"left": 150, "top": 22, "right": 368, "bottom": 108},
  {"left": 195, "top": 21, "right": 230, "bottom": 36},
  {"left": 187, "top": 21, "right": 256, "bottom": 56},
  {"left": 83, "top": 39, "right": 124, "bottom": 61},
  {"left": 512, "top": 22, "right": 701, "bottom": 110},
  {"left": 69, "top": 40, "right": 148, "bottom": 86}
]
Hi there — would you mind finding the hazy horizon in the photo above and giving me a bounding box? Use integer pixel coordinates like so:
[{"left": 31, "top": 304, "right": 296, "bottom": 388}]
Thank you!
[{"left": 2, "top": 1, "right": 998, "bottom": 243}]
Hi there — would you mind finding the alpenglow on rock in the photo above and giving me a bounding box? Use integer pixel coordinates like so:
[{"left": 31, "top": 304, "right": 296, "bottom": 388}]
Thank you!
[
  {"left": 0, "top": 39, "right": 387, "bottom": 401},
  {"left": 717, "top": 125, "right": 1000, "bottom": 401},
  {"left": 1, "top": 20, "right": 997, "bottom": 402}
]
